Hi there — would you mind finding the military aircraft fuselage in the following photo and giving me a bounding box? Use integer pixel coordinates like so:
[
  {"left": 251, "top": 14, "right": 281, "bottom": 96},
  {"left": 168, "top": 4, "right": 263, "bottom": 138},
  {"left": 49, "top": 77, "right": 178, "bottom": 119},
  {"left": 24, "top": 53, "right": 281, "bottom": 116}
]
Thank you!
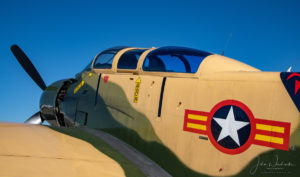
[{"left": 38, "top": 46, "right": 300, "bottom": 177}]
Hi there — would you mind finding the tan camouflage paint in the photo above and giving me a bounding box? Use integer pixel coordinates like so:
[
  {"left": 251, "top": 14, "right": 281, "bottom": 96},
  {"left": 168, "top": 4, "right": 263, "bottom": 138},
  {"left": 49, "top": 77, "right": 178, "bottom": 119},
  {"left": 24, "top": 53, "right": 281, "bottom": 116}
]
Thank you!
[
  {"left": 89, "top": 48, "right": 299, "bottom": 176},
  {"left": 0, "top": 122, "right": 125, "bottom": 177}
]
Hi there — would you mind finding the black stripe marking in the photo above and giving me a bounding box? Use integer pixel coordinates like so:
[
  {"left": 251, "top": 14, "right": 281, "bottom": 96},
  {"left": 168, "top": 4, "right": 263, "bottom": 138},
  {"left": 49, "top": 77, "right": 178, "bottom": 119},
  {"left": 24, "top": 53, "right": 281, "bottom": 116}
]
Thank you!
[
  {"left": 158, "top": 77, "right": 166, "bottom": 117},
  {"left": 94, "top": 74, "right": 102, "bottom": 105}
]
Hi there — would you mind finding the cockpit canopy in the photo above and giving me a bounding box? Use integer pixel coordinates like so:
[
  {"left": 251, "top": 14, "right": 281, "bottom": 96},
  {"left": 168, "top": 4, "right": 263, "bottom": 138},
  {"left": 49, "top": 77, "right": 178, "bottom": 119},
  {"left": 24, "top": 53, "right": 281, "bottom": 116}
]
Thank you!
[
  {"left": 84, "top": 46, "right": 212, "bottom": 74},
  {"left": 142, "top": 46, "right": 211, "bottom": 73}
]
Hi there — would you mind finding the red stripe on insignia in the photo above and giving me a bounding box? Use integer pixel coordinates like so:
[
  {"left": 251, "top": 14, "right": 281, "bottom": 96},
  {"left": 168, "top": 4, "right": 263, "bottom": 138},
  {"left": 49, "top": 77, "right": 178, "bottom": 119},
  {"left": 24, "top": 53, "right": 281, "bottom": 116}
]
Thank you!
[
  {"left": 185, "top": 119, "right": 207, "bottom": 125},
  {"left": 185, "top": 109, "right": 210, "bottom": 117},
  {"left": 183, "top": 127, "right": 208, "bottom": 135},
  {"left": 254, "top": 129, "right": 285, "bottom": 138},
  {"left": 253, "top": 140, "right": 290, "bottom": 151},
  {"left": 255, "top": 119, "right": 291, "bottom": 128}
]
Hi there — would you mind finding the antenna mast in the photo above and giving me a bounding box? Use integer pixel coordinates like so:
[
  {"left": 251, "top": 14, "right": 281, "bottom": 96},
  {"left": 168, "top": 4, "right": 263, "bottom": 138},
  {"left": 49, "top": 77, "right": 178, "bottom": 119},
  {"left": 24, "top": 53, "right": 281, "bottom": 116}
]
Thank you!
[{"left": 221, "top": 33, "right": 232, "bottom": 56}]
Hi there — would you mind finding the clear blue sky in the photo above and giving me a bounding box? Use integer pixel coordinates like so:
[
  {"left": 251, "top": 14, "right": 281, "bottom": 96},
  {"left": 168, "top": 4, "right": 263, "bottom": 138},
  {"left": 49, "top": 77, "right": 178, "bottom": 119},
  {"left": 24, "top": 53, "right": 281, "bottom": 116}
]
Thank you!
[{"left": 0, "top": 0, "right": 299, "bottom": 123}]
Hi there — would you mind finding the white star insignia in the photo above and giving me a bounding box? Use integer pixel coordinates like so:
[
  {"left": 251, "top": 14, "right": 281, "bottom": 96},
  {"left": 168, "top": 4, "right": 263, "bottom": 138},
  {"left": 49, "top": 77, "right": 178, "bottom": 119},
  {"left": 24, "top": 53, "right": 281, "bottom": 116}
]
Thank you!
[{"left": 213, "top": 106, "right": 249, "bottom": 146}]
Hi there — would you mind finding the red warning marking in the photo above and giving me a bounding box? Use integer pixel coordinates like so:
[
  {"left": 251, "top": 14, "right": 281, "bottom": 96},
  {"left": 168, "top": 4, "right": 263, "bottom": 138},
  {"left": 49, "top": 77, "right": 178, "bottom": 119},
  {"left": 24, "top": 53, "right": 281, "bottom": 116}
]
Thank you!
[{"left": 104, "top": 76, "right": 109, "bottom": 83}]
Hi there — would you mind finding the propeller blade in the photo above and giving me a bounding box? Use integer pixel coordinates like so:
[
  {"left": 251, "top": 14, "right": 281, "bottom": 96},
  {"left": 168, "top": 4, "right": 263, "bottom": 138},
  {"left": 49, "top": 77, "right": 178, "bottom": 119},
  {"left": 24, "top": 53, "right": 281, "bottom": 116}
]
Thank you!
[
  {"left": 10, "top": 44, "right": 47, "bottom": 90},
  {"left": 25, "top": 112, "right": 44, "bottom": 124}
]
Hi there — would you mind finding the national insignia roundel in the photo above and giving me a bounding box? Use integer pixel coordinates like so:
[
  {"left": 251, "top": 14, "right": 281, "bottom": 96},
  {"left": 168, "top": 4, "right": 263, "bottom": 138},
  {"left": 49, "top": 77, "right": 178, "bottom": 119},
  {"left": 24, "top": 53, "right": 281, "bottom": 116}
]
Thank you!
[
  {"left": 207, "top": 100, "right": 255, "bottom": 154},
  {"left": 183, "top": 100, "right": 291, "bottom": 155}
]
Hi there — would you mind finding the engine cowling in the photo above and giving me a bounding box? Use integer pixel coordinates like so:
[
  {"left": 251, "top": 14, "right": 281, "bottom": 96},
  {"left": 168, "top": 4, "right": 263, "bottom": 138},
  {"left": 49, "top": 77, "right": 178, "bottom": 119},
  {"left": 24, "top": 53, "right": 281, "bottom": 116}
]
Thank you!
[{"left": 39, "top": 79, "right": 75, "bottom": 126}]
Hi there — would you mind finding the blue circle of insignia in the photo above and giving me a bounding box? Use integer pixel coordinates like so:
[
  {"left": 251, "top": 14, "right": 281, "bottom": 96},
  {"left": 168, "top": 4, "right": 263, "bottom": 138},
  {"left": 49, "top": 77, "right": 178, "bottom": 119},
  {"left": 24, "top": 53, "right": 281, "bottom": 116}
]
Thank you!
[{"left": 211, "top": 105, "right": 251, "bottom": 149}]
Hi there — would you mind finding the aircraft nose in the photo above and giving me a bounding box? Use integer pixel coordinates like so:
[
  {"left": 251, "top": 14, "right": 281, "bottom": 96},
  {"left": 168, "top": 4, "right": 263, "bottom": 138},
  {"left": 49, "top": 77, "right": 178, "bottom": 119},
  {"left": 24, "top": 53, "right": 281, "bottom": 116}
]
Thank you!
[{"left": 39, "top": 80, "right": 67, "bottom": 126}]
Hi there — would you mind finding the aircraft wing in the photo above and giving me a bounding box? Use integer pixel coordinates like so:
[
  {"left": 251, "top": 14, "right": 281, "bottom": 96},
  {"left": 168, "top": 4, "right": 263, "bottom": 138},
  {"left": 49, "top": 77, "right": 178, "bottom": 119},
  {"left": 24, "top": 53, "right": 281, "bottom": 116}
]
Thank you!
[{"left": 0, "top": 122, "right": 169, "bottom": 177}]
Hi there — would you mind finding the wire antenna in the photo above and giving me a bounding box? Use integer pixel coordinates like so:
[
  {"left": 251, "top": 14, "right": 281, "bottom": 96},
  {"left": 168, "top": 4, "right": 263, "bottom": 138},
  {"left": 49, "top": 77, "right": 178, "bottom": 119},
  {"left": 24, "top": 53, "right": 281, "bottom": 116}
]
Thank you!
[
  {"left": 287, "top": 58, "right": 300, "bottom": 72},
  {"left": 221, "top": 33, "right": 232, "bottom": 56}
]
